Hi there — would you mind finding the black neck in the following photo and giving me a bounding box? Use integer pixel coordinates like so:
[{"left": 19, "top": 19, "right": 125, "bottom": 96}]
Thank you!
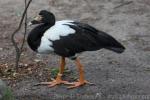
[{"left": 27, "top": 24, "right": 52, "bottom": 51}]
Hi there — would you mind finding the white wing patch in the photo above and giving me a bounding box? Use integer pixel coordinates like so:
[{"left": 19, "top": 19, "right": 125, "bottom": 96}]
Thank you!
[
  {"left": 37, "top": 20, "right": 76, "bottom": 54},
  {"left": 55, "top": 20, "right": 75, "bottom": 25},
  {"left": 44, "top": 20, "right": 76, "bottom": 41}
]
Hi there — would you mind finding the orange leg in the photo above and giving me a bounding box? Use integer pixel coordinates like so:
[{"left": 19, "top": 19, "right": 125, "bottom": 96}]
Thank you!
[
  {"left": 67, "top": 58, "right": 93, "bottom": 89},
  {"left": 39, "top": 57, "right": 70, "bottom": 87}
]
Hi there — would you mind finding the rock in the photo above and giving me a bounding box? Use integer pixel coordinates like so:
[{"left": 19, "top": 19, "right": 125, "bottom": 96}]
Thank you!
[{"left": 0, "top": 79, "right": 6, "bottom": 99}]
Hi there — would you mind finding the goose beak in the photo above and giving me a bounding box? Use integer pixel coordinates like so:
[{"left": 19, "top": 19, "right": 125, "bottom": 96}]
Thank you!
[
  {"left": 34, "top": 15, "right": 43, "bottom": 21},
  {"left": 28, "top": 22, "right": 33, "bottom": 26},
  {"left": 28, "top": 15, "right": 43, "bottom": 26}
]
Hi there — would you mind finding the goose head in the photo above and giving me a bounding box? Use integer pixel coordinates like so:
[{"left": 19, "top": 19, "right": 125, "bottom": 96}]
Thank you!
[{"left": 29, "top": 10, "right": 55, "bottom": 26}]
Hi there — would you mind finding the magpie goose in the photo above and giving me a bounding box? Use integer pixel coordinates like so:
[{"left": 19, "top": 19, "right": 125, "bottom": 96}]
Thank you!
[{"left": 27, "top": 10, "right": 125, "bottom": 88}]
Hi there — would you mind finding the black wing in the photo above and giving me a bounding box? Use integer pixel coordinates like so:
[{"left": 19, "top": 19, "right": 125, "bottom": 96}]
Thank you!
[{"left": 51, "top": 22, "right": 125, "bottom": 57}]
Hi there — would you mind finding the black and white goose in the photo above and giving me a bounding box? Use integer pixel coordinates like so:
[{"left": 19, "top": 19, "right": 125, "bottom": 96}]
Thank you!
[{"left": 27, "top": 10, "right": 125, "bottom": 88}]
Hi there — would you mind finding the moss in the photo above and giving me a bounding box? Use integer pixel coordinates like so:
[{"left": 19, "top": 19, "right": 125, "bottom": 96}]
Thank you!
[{"left": 2, "top": 87, "right": 15, "bottom": 100}]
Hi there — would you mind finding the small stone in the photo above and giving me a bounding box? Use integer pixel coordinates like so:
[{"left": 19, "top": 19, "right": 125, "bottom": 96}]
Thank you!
[
  {"left": 0, "top": 48, "right": 3, "bottom": 51},
  {"left": 21, "top": 53, "right": 25, "bottom": 56},
  {"left": 13, "top": 72, "right": 18, "bottom": 77},
  {"left": 24, "top": 64, "right": 28, "bottom": 67},
  {"left": 4, "top": 63, "right": 8, "bottom": 68},
  {"left": 39, "top": 73, "right": 42, "bottom": 76},
  {"left": 27, "top": 68, "right": 31, "bottom": 71},
  {"left": 34, "top": 59, "right": 41, "bottom": 62}
]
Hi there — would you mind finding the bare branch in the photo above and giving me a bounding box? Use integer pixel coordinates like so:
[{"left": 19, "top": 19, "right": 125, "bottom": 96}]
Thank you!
[
  {"left": 20, "top": 0, "right": 28, "bottom": 52},
  {"left": 11, "top": 0, "right": 32, "bottom": 72}
]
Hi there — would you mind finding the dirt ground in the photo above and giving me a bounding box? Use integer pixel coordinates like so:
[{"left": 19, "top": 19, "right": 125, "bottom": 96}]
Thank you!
[{"left": 0, "top": 0, "right": 150, "bottom": 100}]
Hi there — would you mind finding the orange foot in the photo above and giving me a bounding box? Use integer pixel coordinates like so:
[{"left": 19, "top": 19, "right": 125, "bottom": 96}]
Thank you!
[
  {"left": 67, "top": 80, "right": 94, "bottom": 89},
  {"left": 38, "top": 79, "right": 71, "bottom": 87}
]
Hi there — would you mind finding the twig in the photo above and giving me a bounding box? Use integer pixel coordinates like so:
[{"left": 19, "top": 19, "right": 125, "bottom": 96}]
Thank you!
[
  {"left": 114, "top": 1, "right": 133, "bottom": 9},
  {"left": 11, "top": 0, "right": 32, "bottom": 72},
  {"left": 20, "top": 0, "right": 28, "bottom": 52}
]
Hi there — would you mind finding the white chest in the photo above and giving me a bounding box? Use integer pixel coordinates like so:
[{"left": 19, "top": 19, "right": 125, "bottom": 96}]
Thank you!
[
  {"left": 37, "top": 20, "right": 76, "bottom": 54},
  {"left": 37, "top": 36, "right": 54, "bottom": 54}
]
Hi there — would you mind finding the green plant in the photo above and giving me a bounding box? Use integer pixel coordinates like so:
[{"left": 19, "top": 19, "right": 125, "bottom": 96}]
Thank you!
[
  {"left": 2, "top": 87, "right": 15, "bottom": 100},
  {"left": 50, "top": 68, "right": 59, "bottom": 78},
  {"left": 50, "top": 68, "right": 77, "bottom": 81}
]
